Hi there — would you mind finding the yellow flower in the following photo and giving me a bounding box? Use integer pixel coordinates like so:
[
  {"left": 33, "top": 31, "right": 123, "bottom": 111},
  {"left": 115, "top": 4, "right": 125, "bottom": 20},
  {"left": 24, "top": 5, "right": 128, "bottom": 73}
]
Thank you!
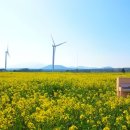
[
  {"left": 80, "top": 114, "right": 85, "bottom": 120},
  {"left": 116, "top": 116, "right": 123, "bottom": 124},
  {"left": 36, "top": 107, "right": 40, "bottom": 112},
  {"left": 1, "top": 94, "right": 10, "bottom": 105},
  {"left": 123, "top": 110, "right": 128, "bottom": 115},
  {"left": 53, "top": 127, "right": 61, "bottom": 130},
  {"left": 27, "top": 122, "right": 35, "bottom": 129},
  {"left": 69, "top": 125, "right": 78, "bottom": 130},
  {"left": 122, "top": 125, "right": 127, "bottom": 130},
  {"left": 103, "top": 126, "right": 110, "bottom": 130},
  {"left": 102, "top": 116, "right": 108, "bottom": 124}
]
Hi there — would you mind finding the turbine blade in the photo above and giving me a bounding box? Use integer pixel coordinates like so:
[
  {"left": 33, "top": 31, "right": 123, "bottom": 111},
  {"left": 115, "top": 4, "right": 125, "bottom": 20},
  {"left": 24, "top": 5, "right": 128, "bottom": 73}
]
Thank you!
[
  {"left": 51, "top": 35, "right": 55, "bottom": 45},
  {"left": 55, "top": 42, "right": 66, "bottom": 47}
]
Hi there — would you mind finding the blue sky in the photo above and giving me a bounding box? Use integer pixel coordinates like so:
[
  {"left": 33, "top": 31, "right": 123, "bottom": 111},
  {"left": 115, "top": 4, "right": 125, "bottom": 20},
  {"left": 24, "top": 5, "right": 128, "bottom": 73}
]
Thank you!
[{"left": 0, "top": 0, "right": 130, "bottom": 68}]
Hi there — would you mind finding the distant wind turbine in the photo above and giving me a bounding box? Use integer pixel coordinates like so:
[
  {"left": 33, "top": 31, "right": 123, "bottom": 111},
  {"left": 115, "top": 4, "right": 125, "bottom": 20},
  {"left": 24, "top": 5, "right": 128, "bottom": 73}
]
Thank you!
[
  {"left": 51, "top": 35, "right": 66, "bottom": 71},
  {"left": 5, "top": 47, "right": 9, "bottom": 71}
]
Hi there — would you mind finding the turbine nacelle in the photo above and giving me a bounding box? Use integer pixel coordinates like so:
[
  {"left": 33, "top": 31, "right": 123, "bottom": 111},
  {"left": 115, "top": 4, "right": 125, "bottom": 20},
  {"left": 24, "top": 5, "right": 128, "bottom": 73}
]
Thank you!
[{"left": 5, "top": 50, "right": 9, "bottom": 56}]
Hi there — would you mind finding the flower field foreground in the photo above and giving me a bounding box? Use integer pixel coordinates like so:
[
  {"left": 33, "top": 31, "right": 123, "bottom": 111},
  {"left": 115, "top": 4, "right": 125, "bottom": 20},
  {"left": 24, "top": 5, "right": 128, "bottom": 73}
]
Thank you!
[{"left": 0, "top": 72, "right": 130, "bottom": 130}]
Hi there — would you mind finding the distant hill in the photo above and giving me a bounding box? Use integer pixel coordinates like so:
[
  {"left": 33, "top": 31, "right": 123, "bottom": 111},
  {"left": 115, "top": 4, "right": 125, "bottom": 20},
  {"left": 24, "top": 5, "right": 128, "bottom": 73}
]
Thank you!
[
  {"left": 6, "top": 64, "right": 130, "bottom": 72},
  {"left": 42, "top": 65, "right": 100, "bottom": 71},
  {"left": 42, "top": 65, "right": 68, "bottom": 71},
  {"left": 102, "top": 66, "right": 113, "bottom": 69}
]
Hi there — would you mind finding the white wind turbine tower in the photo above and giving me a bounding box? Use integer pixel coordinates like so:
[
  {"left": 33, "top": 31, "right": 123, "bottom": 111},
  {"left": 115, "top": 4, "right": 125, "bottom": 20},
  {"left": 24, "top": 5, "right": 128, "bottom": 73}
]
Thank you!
[
  {"left": 51, "top": 35, "right": 66, "bottom": 71},
  {"left": 5, "top": 47, "right": 9, "bottom": 71}
]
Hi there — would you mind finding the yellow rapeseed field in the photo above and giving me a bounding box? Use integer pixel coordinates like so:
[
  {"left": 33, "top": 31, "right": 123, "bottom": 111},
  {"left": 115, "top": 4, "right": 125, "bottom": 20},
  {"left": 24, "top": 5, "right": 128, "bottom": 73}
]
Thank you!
[{"left": 0, "top": 72, "right": 130, "bottom": 130}]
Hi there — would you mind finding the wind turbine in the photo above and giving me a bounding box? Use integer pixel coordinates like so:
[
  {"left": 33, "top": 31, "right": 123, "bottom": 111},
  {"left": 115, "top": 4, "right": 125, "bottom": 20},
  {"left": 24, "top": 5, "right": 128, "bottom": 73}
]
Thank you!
[
  {"left": 51, "top": 35, "right": 66, "bottom": 71},
  {"left": 5, "top": 47, "right": 9, "bottom": 71}
]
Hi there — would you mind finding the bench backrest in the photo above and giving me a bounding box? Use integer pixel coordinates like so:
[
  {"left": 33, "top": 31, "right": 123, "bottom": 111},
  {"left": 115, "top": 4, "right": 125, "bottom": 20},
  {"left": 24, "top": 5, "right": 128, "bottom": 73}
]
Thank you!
[{"left": 117, "top": 77, "right": 130, "bottom": 89}]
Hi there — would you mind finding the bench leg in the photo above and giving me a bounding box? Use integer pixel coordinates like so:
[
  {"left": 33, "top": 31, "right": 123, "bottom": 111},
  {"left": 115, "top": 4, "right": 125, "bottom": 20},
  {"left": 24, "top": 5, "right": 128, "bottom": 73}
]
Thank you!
[{"left": 117, "top": 90, "right": 120, "bottom": 97}]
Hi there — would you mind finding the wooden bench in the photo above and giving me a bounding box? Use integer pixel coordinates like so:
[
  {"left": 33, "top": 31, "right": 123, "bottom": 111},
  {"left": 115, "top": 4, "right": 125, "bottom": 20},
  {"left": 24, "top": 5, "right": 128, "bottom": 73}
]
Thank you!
[{"left": 117, "top": 77, "right": 130, "bottom": 97}]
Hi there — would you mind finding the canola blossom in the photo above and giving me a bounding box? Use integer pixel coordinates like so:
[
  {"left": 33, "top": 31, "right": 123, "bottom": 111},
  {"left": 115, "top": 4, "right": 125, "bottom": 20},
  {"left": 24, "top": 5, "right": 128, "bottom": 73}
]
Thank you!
[{"left": 0, "top": 72, "right": 130, "bottom": 130}]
